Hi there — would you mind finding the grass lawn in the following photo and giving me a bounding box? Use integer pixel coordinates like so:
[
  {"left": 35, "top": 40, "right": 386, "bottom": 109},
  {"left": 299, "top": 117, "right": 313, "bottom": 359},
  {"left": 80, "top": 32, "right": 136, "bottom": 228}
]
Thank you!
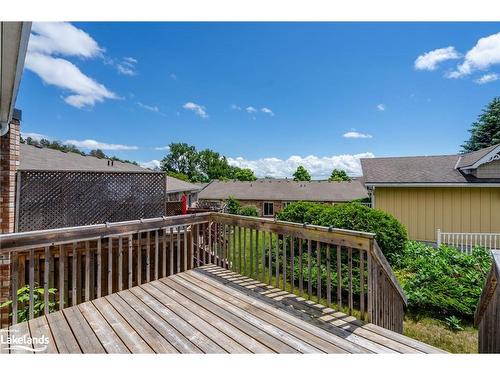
[{"left": 403, "top": 314, "right": 478, "bottom": 353}]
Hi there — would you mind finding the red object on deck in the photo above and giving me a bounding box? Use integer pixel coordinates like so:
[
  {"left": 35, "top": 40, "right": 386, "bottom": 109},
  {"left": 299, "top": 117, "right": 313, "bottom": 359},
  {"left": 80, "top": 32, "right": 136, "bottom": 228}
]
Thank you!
[{"left": 181, "top": 194, "right": 187, "bottom": 215}]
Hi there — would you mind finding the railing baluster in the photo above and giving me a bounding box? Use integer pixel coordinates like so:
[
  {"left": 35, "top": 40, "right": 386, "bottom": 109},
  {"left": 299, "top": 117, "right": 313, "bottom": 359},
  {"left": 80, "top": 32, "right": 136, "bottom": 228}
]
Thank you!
[
  {"left": 243, "top": 227, "right": 247, "bottom": 275},
  {"left": 250, "top": 228, "right": 253, "bottom": 276},
  {"left": 336, "top": 245, "right": 342, "bottom": 309},
  {"left": 71, "top": 243, "right": 77, "bottom": 306},
  {"left": 162, "top": 229, "right": 167, "bottom": 277},
  {"left": 155, "top": 230, "right": 159, "bottom": 279},
  {"left": 189, "top": 225, "right": 194, "bottom": 270},
  {"left": 214, "top": 223, "right": 219, "bottom": 267},
  {"left": 268, "top": 233, "right": 272, "bottom": 285},
  {"left": 291, "top": 237, "right": 295, "bottom": 295},
  {"left": 255, "top": 230, "right": 259, "bottom": 280},
  {"left": 118, "top": 236, "right": 124, "bottom": 291},
  {"left": 196, "top": 224, "right": 201, "bottom": 268},
  {"left": 238, "top": 226, "right": 242, "bottom": 273},
  {"left": 128, "top": 234, "right": 133, "bottom": 288},
  {"left": 275, "top": 234, "right": 280, "bottom": 288},
  {"left": 84, "top": 241, "right": 91, "bottom": 301},
  {"left": 146, "top": 231, "right": 151, "bottom": 282},
  {"left": 176, "top": 226, "right": 181, "bottom": 273},
  {"left": 184, "top": 226, "right": 188, "bottom": 272},
  {"left": 107, "top": 238, "right": 113, "bottom": 294},
  {"left": 283, "top": 235, "right": 287, "bottom": 290},
  {"left": 261, "top": 231, "right": 266, "bottom": 280},
  {"left": 58, "top": 245, "right": 65, "bottom": 310},
  {"left": 232, "top": 225, "right": 237, "bottom": 271},
  {"left": 137, "top": 233, "right": 142, "bottom": 285},
  {"left": 208, "top": 222, "right": 212, "bottom": 264},
  {"left": 348, "top": 247, "right": 353, "bottom": 315},
  {"left": 97, "top": 238, "right": 102, "bottom": 298},
  {"left": 44, "top": 246, "right": 50, "bottom": 315},
  {"left": 299, "top": 238, "right": 303, "bottom": 297},
  {"left": 169, "top": 228, "right": 174, "bottom": 275},
  {"left": 222, "top": 224, "right": 227, "bottom": 269},
  {"left": 307, "top": 239, "right": 312, "bottom": 300},
  {"left": 29, "top": 249, "right": 35, "bottom": 319},
  {"left": 360, "top": 249, "right": 365, "bottom": 320},
  {"left": 11, "top": 252, "right": 19, "bottom": 325},
  {"left": 326, "top": 244, "right": 331, "bottom": 306},
  {"left": 317, "top": 241, "right": 321, "bottom": 302}
]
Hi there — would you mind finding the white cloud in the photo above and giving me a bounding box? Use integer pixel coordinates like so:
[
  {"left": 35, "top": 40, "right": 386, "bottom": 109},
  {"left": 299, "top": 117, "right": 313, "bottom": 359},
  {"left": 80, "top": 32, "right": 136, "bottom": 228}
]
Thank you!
[
  {"left": 25, "top": 52, "right": 118, "bottom": 108},
  {"left": 414, "top": 46, "right": 460, "bottom": 71},
  {"left": 343, "top": 131, "right": 373, "bottom": 139},
  {"left": 183, "top": 102, "right": 208, "bottom": 118},
  {"left": 170, "top": 73, "right": 177, "bottom": 80},
  {"left": 228, "top": 152, "right": 374, "bottom": 179},
  {"left": 28, "top": 22, "right": 104, "bottom": 58},
  {"left": 475, "top": 73, "right": 499, "bottom": 84},
  {"left": 261, "top": 107, "right": 274, "bottom": 116},
  {"left": 65, "top": 139, "right": 138, "bottom": 150},
  {"left": 123, "top": 57, "right": 137, "bottom": 64},
  {"left": 140, "top": 160, "right": 161, "bottom": 170},
  {"left": 449, "top": 32, "right": 500, "bottom": 78},
  {"left": 115, "top": 56, "right": 138, "bottom": 76},
  {"left": 137, "top": 102, "right": 160, "bottom": 112},
  {"left": 245, "top": 106, "right": 257, "bottom": 114},
  {"left": 26, "top": 22, "right": 118, "bottom": 109},
  {"left": 376, "top": 104, "right": 385, "bottom": 111},
  {"left": 231, "top": 104, "right": 242, "bottom": 111},
  {"left": 154, "top": 146, "right": 170, "bottom": 151},
  {"left": 21, "top": 132, "right": 50, "bottom": 141}
]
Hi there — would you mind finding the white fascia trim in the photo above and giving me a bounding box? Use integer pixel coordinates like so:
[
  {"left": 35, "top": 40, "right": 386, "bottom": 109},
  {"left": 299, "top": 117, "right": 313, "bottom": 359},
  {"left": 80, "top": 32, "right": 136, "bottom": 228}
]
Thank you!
[
  {"left": 462, "top": 144, "right": 500, "bottom": 170},
  {"left": 366, "top": 183, "right": 500, "bottom": 187}
]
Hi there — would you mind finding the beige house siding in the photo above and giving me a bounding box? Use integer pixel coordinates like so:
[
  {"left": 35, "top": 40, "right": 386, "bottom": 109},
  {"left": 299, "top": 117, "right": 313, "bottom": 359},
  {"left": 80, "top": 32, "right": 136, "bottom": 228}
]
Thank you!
[
  {"left": 374, "top": 187, "right": 500, "bottom": 242},
  {"left": 475, "top": 159, "right": 500, "bottom": 178}
]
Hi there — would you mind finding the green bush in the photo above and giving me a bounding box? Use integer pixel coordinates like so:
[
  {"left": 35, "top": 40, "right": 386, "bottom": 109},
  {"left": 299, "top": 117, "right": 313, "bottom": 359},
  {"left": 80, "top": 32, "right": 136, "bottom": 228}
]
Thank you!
[
  {"left": 277, "top": 201, "right": 408, "bottom": 262},
  {"left": 394, "top": 241, "right": 491, "bottom": 320},
  {"left": 226, "top": 196, "right": 241, "bottom": 215},
  {"left": 239, "top": 206, "right": 259, "bottom": 217}
]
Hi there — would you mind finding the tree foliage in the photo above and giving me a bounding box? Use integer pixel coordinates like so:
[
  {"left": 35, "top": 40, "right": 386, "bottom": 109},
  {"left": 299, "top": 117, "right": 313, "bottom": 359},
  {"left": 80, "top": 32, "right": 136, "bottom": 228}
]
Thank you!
[
  {"left": 292, "top": 165, "right": 311, "bottom": 181},
  {"left": 160, "top": 142, "right": 257, "bottom": 182},
  {"left": 328, "top": 168, "right": 351, "bottom": 182},
  {"left": 461, "top": 97, "right": 500, "bottom": 152}
]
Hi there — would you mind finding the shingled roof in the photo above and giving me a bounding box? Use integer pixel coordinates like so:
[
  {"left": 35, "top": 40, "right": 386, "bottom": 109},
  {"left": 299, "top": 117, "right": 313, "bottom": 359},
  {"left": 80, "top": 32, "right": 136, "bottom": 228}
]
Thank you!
[
  {"left": 19, "top": 143, "right": 151, "bottom": 173},
  {"left": 166, "top": 176, "right": 201, "bottom": 193},
  {"left": 361, "top": 144, "right": 500, "bottom": 185},
  {"left": 198, "top": 179, "right": 368, "bottom": 201}
]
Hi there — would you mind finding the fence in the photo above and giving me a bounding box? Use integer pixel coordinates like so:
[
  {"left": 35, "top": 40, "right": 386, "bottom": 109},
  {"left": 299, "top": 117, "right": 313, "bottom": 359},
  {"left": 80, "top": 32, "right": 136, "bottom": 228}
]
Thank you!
[
  {"left": 437, "top": 229, "right": 500, "bottom": 253},
  {"left": 0, "top": 212, "right": 408, "bottom": 333},
  {"left": 16, "top": 170, "right": 166, "bottom": 232}
]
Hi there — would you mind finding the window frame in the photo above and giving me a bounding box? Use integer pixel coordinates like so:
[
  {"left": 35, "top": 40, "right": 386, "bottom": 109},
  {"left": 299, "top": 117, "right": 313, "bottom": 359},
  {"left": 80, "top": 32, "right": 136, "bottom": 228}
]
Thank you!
[{"left": 262, "top": 201, "right": 274, "bottom": 217}]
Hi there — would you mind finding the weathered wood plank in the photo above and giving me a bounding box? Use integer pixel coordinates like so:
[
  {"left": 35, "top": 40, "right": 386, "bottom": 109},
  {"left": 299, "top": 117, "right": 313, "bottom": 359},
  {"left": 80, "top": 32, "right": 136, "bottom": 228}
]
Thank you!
[
  {"left": 63, "top": 305, "right": 106, "bottom": 353},
  {"left": 28, "top": 316, "right": 57, "bottom": 353},
  {"left": 46, "top": 311, "right": 82, "bottom": 353}
]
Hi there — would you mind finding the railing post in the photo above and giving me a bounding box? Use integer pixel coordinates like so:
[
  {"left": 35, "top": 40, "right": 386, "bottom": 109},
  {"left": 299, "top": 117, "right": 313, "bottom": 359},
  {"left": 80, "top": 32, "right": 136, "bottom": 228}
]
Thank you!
[{"left": 436, "top": 229, "right": 441, "bottom": 247}]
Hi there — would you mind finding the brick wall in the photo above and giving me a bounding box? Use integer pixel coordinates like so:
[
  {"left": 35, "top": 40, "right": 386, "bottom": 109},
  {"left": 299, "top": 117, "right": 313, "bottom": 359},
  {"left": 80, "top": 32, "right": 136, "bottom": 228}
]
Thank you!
[{"left": 0, "top": 117, "right": 20, "bottom": 326}]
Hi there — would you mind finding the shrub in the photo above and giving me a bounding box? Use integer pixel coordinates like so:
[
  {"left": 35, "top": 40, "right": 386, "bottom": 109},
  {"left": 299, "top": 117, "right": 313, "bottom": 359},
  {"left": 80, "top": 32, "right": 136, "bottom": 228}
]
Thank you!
[
  {"left": 226, "top": 196, "right": 241, "bottom": 215},
  {"left": 239, "top": 206, "right": 259, "bottom": 217},
  {"left": 394, "top": 241, "right": 491, "bottom": 320},
  {"left": 0, "top": 284, "right": 57, "bottom": 322},
  {"left": 277, "top": 201, "right": 407, "bottom": 262}
]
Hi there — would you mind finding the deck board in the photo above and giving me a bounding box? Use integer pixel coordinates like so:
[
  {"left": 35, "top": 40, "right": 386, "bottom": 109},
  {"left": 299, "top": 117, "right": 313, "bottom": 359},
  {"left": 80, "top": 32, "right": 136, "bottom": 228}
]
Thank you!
[{"left": 3, "top": 265, "right": 446, "bottom": 354}]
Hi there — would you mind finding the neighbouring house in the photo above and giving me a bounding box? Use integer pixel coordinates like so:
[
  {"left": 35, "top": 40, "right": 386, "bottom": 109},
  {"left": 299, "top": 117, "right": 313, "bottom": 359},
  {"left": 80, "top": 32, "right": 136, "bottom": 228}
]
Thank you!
[
  {"left": 166, "top": 175, "right": 201, "bottom": 207},
  {"left": 198, "top": 178, "right": 368, "bottom": 217},
  {"left": 361, "top": 144, "right": 500, "bottom": 243}
]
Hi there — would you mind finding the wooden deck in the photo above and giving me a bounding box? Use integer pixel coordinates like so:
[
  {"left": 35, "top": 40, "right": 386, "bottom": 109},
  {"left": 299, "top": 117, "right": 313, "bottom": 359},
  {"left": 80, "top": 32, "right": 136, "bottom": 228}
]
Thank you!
[{"left": 2, "top": 265, "right": 445, "bottom": 354}]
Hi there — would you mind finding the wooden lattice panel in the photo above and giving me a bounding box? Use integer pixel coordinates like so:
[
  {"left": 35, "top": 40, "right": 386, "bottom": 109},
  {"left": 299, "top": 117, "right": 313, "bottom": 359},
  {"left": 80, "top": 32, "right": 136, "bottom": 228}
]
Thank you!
[{"left": 17, "top": 171, "right": 166, "bottom": 231}]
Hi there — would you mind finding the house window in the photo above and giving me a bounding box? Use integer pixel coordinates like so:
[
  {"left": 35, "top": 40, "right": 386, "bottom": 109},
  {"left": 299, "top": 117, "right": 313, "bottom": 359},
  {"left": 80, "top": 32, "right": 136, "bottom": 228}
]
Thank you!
[{"left": 263, "top": 202, "right": 274, "bottom": 217}]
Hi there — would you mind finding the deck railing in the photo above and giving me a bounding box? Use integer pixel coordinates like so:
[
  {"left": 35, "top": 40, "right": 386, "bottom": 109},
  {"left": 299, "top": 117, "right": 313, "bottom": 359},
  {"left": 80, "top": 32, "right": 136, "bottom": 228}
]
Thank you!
[
  {"left": 0, "top": 212, "right": 407, "bottom": 333},
  {"left": 210, "top": 213, "right": 407, "bottom": 333},
  {"left": 437, "top": 229, "right": 500, "bottom": 253},
  {"left": 475, "top": 250, "right": 500, "bottom": 353}
]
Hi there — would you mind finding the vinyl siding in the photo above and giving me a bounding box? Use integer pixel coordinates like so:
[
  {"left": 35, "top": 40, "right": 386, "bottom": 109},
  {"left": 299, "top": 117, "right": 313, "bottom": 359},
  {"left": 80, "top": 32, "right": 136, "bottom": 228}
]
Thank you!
[{"left": 374, "top": 187, "right": 500, "bottom": 242}]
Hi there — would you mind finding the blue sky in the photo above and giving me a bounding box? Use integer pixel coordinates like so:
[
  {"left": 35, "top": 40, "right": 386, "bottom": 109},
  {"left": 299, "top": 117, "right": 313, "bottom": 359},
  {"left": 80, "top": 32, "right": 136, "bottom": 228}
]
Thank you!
[{"left": 17, "top": 22, "right": 500, "bottom": 178}]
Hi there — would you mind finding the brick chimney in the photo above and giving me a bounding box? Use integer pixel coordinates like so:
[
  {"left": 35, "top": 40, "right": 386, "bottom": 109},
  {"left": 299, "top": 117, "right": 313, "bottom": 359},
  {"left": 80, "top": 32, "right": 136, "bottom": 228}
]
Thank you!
[{"left": 0, "top": 109, "right": 21, "bottom": 327}]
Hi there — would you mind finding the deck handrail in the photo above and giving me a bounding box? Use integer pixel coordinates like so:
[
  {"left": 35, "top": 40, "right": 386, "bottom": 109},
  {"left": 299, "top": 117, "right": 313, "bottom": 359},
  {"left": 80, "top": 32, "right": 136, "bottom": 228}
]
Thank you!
[
  {"left": 0, "top": 212, "right": 211, "bottom": 253},
  {"left": 209, "top": 212, "right": 407, "bottom": 333},
  {"left": 474, "top": 250, "right": 500, "bottom": 353}
]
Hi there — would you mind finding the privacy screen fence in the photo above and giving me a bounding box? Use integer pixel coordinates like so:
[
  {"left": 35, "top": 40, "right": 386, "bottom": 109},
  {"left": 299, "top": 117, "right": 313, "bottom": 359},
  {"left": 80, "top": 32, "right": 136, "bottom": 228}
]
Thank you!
[{"left": 16, "top": 170, "right": 167, "bottom": 232}]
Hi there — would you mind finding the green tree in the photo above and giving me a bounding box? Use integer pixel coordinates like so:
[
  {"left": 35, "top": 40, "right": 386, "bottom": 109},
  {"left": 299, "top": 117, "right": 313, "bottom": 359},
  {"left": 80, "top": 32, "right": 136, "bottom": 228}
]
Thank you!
[
  {"left": 233, "top": 167, "right": 257, "bottom": 181},
  {"left": 89, "top": 149, "right": 106, "bottom": 159},
  {"left": 198, "top": 149, "right": 233, "bottom": 181},
  {"left": 293, "top": 165, "right": 311, "bottom": 181},
  {"left": 462, "top": 97, "right": 500, "bottom": 152},
  {"left": 226, "top": 196, "right": 241, "bottom": 215},
  {"left": 161, "top": 143, "right": 201, "bottom": 181},
  {"left": 328, "top": 168, "right": 351, "bottom": 182}
]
